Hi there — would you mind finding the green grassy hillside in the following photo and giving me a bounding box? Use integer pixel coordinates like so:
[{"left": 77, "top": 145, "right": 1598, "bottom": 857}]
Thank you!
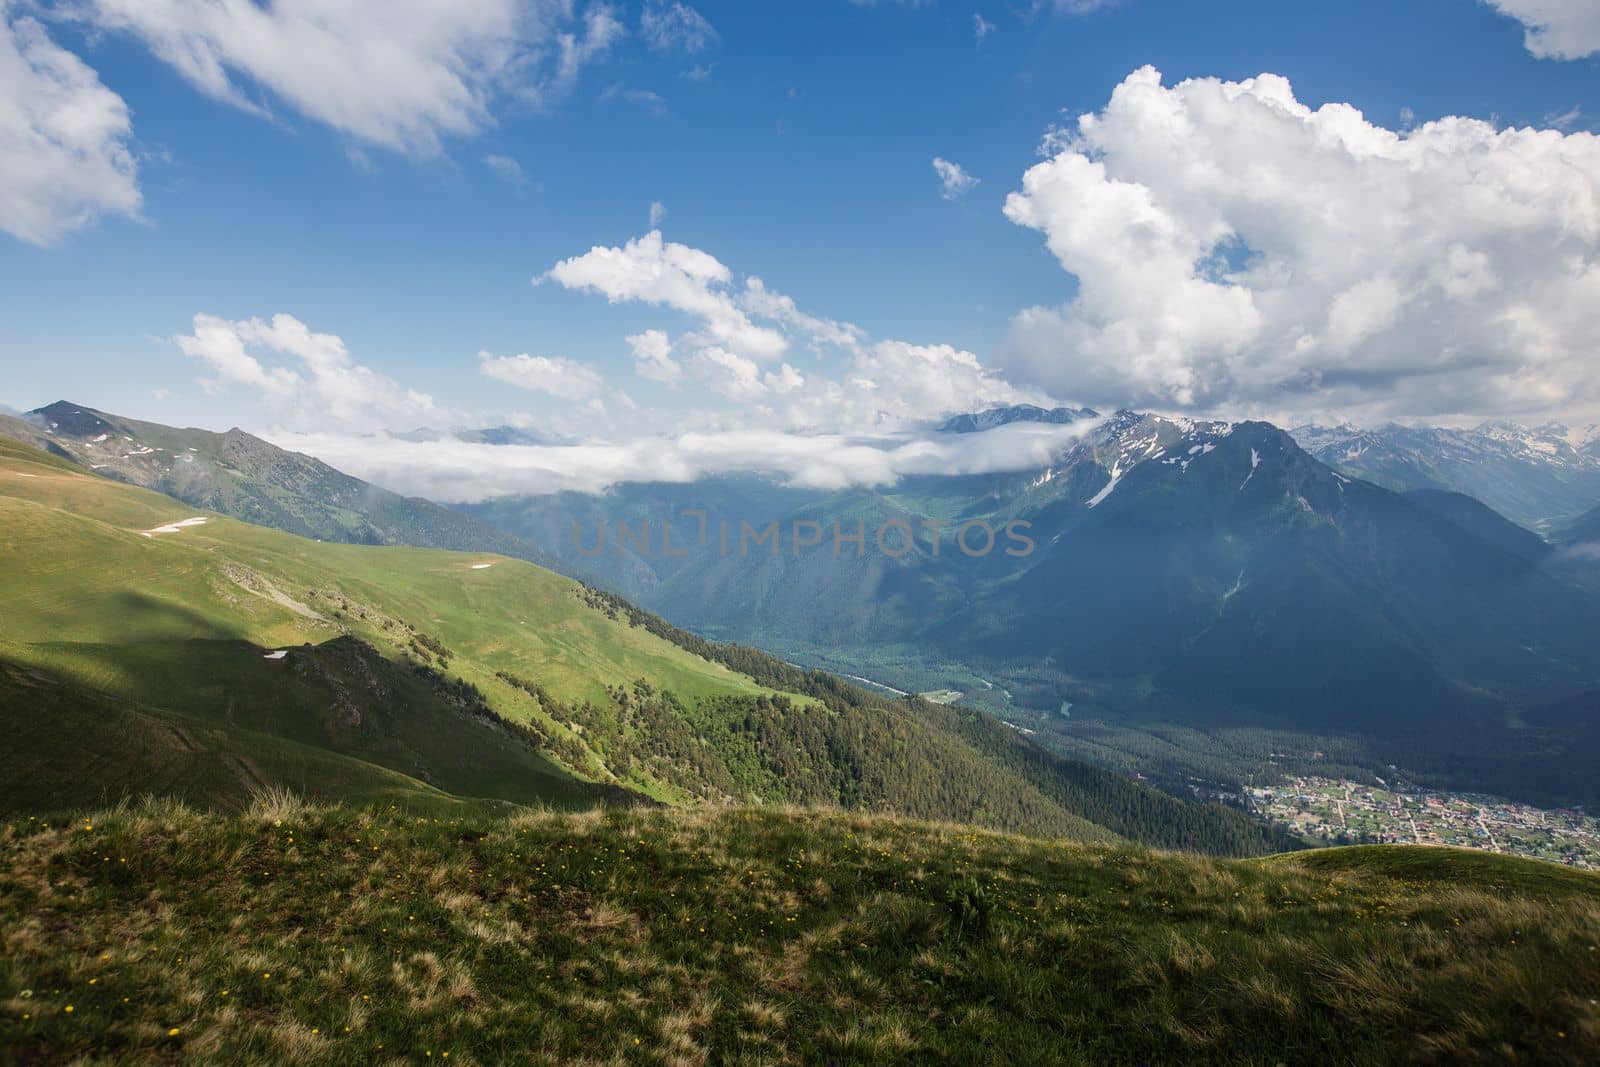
[
  {"left": 0, "top": 659, "right": 618, "bottom": 816},
  {"left": 0, "top": 435, "right": 778, "bottom": 811},
  {"left": 0, "top": 660, "right": 525, "bottom": 815},
  {"left": 1, "top": 800, "right": 1594, "bottom": 1065},
  {"left": 0, "top": 436, "right": 1286, "bottom": 852}
]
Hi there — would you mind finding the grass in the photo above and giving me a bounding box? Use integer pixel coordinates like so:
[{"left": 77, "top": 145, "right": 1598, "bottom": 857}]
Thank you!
[
  {"left": 0, "top": 439, "right": 780, "bottom": 710},
  {"left": 0, "top": 439, "right": 804, "bottom": 808},
  {"left": 1, "top": 801, "right": 1595, "bottom": 1065}
]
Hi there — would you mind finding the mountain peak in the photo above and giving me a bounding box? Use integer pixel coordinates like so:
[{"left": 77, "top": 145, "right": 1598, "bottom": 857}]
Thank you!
[{"left": 28, "top": 401, "right": 113, "bottom": 438}]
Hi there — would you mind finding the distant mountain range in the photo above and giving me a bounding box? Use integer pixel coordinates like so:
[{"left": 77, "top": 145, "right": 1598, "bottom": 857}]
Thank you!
[
  {"left": 3, "top": 401, "right": 553, "bottom": 565},
  {"left": 1292, "top": 421, "right": 1600, "bottom": 534},
  {"left": 471, "top": 407, "right": 1600, "bottom": 806}
]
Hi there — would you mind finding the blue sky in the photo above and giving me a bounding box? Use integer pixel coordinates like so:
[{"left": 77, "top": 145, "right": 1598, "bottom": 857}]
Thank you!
[{"left": 3, "top": 0, "right": 1599, "bottom": 492}]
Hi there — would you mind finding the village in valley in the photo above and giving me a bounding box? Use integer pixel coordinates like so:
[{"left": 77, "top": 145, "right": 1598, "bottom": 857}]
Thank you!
[{"left": 1250, "top": 776, "right": 1600, "bottom": 869}]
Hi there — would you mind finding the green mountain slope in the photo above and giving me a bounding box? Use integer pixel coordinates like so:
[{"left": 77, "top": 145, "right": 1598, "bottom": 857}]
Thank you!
[
  {"left": 8, "top": 401, "right": 554, "bottom": 564},
  {"left": 0, "top": 436, "right": 1283, "bottom": 852},
  {"left": 572, "top": 587, "right": 1289, "bottom": 855},
  {"left": 1, "top": 801, "right": 1593, "bottom": 1065}
]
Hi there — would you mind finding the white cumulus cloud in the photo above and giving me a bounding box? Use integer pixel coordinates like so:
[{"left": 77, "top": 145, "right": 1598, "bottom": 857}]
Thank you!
[
  {"left": 543, "top": 229, "right": 790, "bottom": 362},
  {"left": 176, "top": 312, "right": 436, "bottom": 430},
  {"left": 544, "top": 230, "right": 1041, "bottom": 430},
  {"left": 1002, "top": 66, "right": 1600, "bottom": 424},
  {"left": 74, "top": 0, "right": 623, "bottom": 156},
  {"left": 0, "top": 8, "right": 141, "bottom": 245},
  {"left": 1484, "top": 0, "right": 1600, "bottom": 60},
  {"left": 479, "top": 351, "right": 606, "bottom": 401}
]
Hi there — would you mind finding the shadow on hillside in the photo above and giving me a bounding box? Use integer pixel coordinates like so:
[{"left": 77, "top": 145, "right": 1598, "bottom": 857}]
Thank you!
[{"left": 0, "top": 636, "right": 645, "bottom": 816}]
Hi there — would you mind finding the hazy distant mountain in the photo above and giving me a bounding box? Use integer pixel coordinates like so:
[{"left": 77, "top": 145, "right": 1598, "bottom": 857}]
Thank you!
[
  {"left": 1293, "top": 422, "right": 1600, "bottom": 534},
  {"left": 473, "top": 408, "right": 1600, "bottom": 805},
  {"left": 7, "top": 402, "right": 553, "bottom": 564},
  {"left": 938, "top": 403, "right": 1100, "bottom": 434}
]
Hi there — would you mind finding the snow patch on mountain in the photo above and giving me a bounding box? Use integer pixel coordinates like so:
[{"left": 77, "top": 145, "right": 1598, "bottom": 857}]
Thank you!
[
  {"left": 1240, "top": 448, "right": 1261, "bottom": 491},
  {"left": 142, "top": 517, "right": 209, "bottom": 537},
  {"left": 1087, "top": 471, "right": 1122, "bottom": 508}
]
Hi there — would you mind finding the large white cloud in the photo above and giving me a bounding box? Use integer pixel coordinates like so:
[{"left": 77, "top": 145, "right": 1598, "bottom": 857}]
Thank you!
[
  {"left": 0, "top": 7, "right": 141, "bottom": 245},
  {"left": 266, "top": 418, "right": 1101, "bottom": 501},
  {"left": 544, "top": 230, "right": 1040, "bottom": 429},
  {"left": 177, "top": 312, "right": 436, "bottom": 430},
  {"left": 1485, "top": 0, "right": 1600, "bottom": 60},
  {"left": 74, "top": 0, "right": 622, "bottom": 156},
  {"left": 1002, "top": 66, "right": 1600, "bottom": 423}
]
